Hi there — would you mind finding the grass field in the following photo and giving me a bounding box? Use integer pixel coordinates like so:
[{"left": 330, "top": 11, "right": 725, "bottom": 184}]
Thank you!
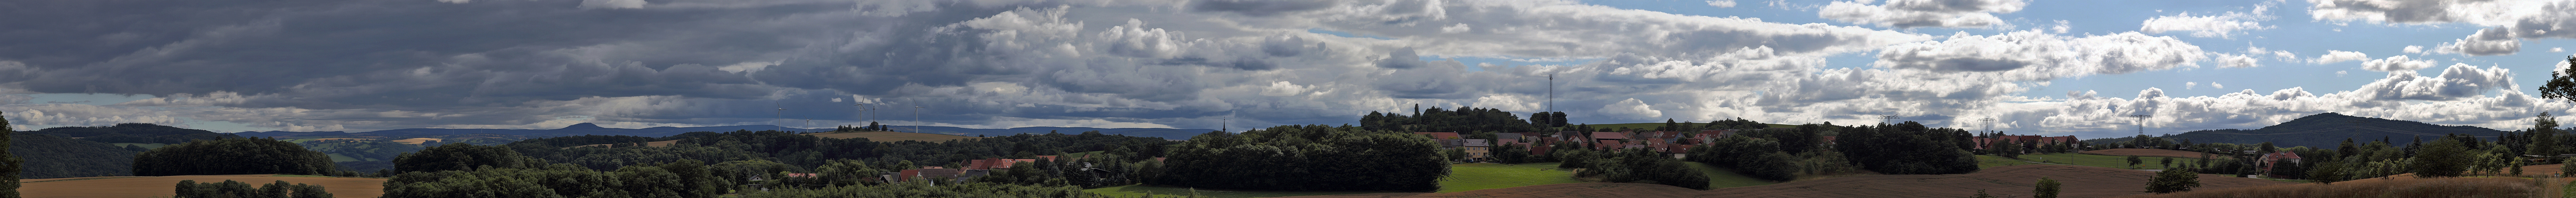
[
  {"left": 1083, "top": 185, "right": 1397, "bottom": 198},
  {"left": 1680, "top": 162, "right": 1779, "bottom": 189},
  {"left": 1974, "top": 153, "right": 2192, "bottom": 169},
  {"left": 1582, "top": 122, "right": 1799, "bottom": 131},
  {"left": 1438, "top": 163, "right": 1583, "bottom": 192},
  {"left": 805, "top": 131, "right": 980, "bottom": 142},
  {"left": 109, "top": 143, "right": 168, "bottom": 149}
]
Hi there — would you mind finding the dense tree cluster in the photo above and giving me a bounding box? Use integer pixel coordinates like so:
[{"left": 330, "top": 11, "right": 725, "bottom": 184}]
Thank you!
[
  {"left": 174, "top": 180, "right": 330, "bottom": 198},
  {"left": 392, "top": 143, "right": 546, "bottom": 173},
  {"left": 6, "top": 131, "right": 137, "bottom": 179},
  {"left": 1834, "top": 122, "right": 1980, "bottom": 175},
  {"left": 382, "top": 160, "right": 723, "bottom": 198},
  {"left": 1564, "top": 147, "right": 1710, "bottom": 189},
  {"left": 1360, "top": 106, "right": 1538, "bottom": 134},
  {"left": 1688, "top": 135, "right": 1797, "bottom": 181},
  {"left": 133, "top": 138, "right": 336, "bottom": 176},
  {"left": 1156, "top": 125, "right": 1450, "bottom": 191}
]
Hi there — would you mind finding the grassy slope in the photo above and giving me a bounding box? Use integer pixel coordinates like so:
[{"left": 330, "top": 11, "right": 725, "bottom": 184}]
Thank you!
[
  {"left": 1974, "top": 153, "right": 2193, "bottom": 169},
  {"left": 1438, "top": 163, "right": 1582, "bottom": 192},
  {"left": 1680, "top": 162, "right": 1778, "bottom": 189}
]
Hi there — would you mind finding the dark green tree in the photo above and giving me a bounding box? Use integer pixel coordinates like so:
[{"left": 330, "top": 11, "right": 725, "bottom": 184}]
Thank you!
[
  {"left": 0, "top": 113, "right": 17, "bottom": 198},
  {"left": 2532, "top": 113, "right": 2562, "bottom": 158},
  {"left": 395, "top": 143, "right": 537, "bottom": 173},
  {"left": 2127, "top": 156, "right": 2143, "bottom": 168},
  {"left": 2308, "top": 162, "right": 2346, "bottom": 184},
  {"left": 2032, "top": 177, "right": 2061, "bottom": 198},
  {"left": 2409, "top": 137, "right": 2473, "bottom": 178},
  {"left": 133, "top": 138, "right": 335, "bottom": 176},
  {"left": 2145, "top": 168, "right": 2200, "bottom": 193},
  {"left": 2538, "top": 55, "right": 2576, "bottom": 103}
]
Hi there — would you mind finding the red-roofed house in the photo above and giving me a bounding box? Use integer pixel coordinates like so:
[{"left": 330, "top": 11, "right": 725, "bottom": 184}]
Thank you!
[
  {"left": 1591, "top": 132, "right": 1628, "bottom": 142},
  {"left": 2259, "top": 151, "right": 2304, "bottom": 173},
  {"left": 1414, "top": 132, "right": 1461, "bottom": 140},
  {"left": 1665, "top": 144, "right": 1692, "bottom": 158}
]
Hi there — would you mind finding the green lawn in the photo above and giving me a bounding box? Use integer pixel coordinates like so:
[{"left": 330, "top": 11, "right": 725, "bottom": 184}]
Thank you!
[
  {"left": 1974, "top": 153, "right": 2191, "bottom": 169},
  {"left": 109, "top": 143, "right": 168, "bottom": 149},
  {"left": 1083, "top": 185, "right": 1398, "bottom": 198},
  {"left": 1582, "top": 123, "right": 1798, "bottom": 131},
  {"left": 1438, "top": 163, "right": 1582, "bottom": 192},
  {"left": 1680, "top": 162, "right": 1778, "bottom": 189}
]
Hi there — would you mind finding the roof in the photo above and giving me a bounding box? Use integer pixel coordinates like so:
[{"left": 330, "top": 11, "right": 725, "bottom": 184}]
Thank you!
[
  {"left": 897, "top": 169, "right": 921, "bottom": 181},
  {"left": 1495, "top": 133, "right": 1524, "bottom": 141},
  {"left": 1462, "top": 139, "right": 1490, "bottom": 147},
  {"left": 1590, "top": 132, "right": 1628, "bottom": 139},
  {"left": 1036, "top": 155, "right": 1058, "bottom": 161},
  {"left": 1665, "top": 144, "right": 1691, "bottom": 154},
  {"left": 1414, "top": 132, "right": 1461, "bottom": 140},
  {"left": 918, "top": 168, "right": 964, "bottom": 178}
]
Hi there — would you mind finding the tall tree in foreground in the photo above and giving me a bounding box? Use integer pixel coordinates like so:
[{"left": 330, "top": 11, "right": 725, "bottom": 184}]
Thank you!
[
  {"left": 2409, "top": 136, "right": 2472, "bottom": 178},
  {"left": 0, "top": 113, "right": 19, "bottom": 198}
]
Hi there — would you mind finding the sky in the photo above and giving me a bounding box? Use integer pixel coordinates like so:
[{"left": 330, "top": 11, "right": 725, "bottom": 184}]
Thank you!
[{"left": 3, "top": 0, "right": 2575, "bottom": 139}]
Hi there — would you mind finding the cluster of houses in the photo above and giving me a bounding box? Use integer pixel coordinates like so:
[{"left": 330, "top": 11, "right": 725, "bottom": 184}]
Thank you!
[{"left": 1413, "top": 128, "right": 1828, "bottom": 160}]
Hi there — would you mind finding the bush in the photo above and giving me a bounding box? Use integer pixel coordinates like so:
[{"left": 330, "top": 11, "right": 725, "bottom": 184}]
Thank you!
[
  {"left": 173, "top": 179, "right": 331, "bottom": 198},
  {"left": 133, "top": 138, "right": 336, "bottom": 176},
  {"left": 2146, "top": 168, "right": 2201, "bottom": 194}
]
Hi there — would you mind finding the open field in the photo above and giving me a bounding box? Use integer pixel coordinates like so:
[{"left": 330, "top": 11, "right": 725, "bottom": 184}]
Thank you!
[
  {"left": 20, "top": 175, "right": 386, "bottom": 198},
  {"left": 109, "top": 143, "right": 169, "bottom": 149},
  {"left": 1287, "top": 165, "right": 2293, "bottom": 198},
  {"left": 2081, "top": 148, "right": 2212, "bottom": 158},
  {"left": 1581, "top": 122, "right": 1799, "bottom": 131},
  {"left": 1084, "top": 185, "right": 1400, "bottom": 198},
  {"left": 1977, "top": 153, "right": 2191, "bottom": 169},
  {"left": 1680, "top": 162, "right": 1779, "bottom": 188},
  {"left": 388, "top": 137, "right": 440, "bottom": 145},
  {"left": 2124, "top": 175, "right": 2549, "bottom": 198},
  {"left": 806, "top": 131, "right": 981, "bottom": 142},
  {"left": 1438, "top": 163, "right": 1582, "bottom": 192}
]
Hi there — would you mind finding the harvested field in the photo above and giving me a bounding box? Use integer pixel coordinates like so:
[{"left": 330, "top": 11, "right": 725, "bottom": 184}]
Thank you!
[
  {"left": 1284, "top": 165, "right": 2292, "bottom": 198},
  {"left": 2124, "top": 176, "right": 2548, "bottom": 198},
  {"left": 388, "top": 137, "right": 441, "bottom": 145},
  {"left": 805, "top": 131, "right": 980, "bottom": 142},
  {"left": 2081, "top": 148, "right": 2210, "bottom": 158},
  {"left": 21, "top": 175, "right": 386, "bottom": 198}
]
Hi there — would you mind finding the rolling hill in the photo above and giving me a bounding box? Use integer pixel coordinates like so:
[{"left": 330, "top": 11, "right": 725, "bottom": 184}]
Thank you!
[{"left": 2085, "top": 112, "right": 2507, "bottom": 148}]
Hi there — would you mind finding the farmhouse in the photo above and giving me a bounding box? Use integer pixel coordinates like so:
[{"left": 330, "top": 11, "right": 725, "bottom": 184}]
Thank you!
[{"left": 2257, "top": 151, "right": 2303, "bottom": 173}]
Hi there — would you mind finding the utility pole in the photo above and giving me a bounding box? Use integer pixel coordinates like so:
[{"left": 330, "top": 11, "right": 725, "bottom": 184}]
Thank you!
[
  {"left": 1547, "top": 73, "right": 1554, "bottom": 114},
  {"left": 854, "top": 103, "right": 866, "bottom": 131},
  {"left": 1978, "top": 118, "right": 1997, "bottom": 134},
  {"left": 2129, "top": 114, "right": 2152, "bottom": 148}
]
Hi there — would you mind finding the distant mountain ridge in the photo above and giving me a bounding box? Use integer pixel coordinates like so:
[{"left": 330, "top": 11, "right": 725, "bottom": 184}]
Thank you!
[
  {"left": 234, "top": 124, "right": 1219, "bottom": 140},
  {"left": 2094, "top": 112, "right": 2508, "bottom": 148}
]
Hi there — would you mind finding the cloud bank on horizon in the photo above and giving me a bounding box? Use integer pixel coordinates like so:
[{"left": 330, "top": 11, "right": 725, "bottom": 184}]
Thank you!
[{"left": 2, "top": 0, "right": 2574, "bottom": 139}]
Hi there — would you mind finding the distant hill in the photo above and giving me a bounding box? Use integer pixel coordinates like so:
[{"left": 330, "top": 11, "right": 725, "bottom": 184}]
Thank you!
[
  {"left": 2086, "top": 112, "right": 2507, "bottom": 148},
  {"left": 237, "top": 123, "right": 1216, "bottom": 141},
  {"left": 807, "top": 131, "right": 983, "bottom": 142},
  {"left": 10, "top": 132, "right": 145, "bottom": 179},
  {"left": 28, "top": 123, "right": 240, "bottom": 144}
]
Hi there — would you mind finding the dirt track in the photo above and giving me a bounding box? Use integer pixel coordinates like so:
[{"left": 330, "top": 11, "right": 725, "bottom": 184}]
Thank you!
[
  {"left": 2081, "top": 148, "right": 2212, "bottom": 158},
  {"left": 1285, "top": 165, "right": 2291, "bottom": 198},
  {"left": 21, "top": 175, "right": 386, "bottom": 198}
]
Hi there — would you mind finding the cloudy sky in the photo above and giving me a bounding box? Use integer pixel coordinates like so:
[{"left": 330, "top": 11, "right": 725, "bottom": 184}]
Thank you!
[{"left": 4, "top": 0, "right": 2575, "bottom": 138}]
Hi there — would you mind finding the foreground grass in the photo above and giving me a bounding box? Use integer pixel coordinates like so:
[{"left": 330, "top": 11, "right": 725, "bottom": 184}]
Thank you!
[
  {"left": 1680, "top": 162, "right": 1778, "bottom": 189},
  {"left": 1439, "top": 163, "right": 1582, "bottom": 192},
  {"left": 1083, "top": 185, "right": 1395, "bottom": 198},
  {"left": 2118, "top": 176, "right": 2544, "bottom": 198}
]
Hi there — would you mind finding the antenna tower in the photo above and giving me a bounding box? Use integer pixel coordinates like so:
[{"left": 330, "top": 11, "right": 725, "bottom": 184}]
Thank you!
[
  {"left": 1877, "top": 115, "right": 1900, "bottom": 124},
  {"left": 2128, "top": 114, "right": 2153, "bottom": 137},
  {"left": 1977, "top": 118, "right": 1997, "bottom": 134}
]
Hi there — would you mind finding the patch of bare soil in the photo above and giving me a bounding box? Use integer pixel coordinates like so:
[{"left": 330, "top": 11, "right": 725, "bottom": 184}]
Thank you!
[{"left": 21, "top": 175, "right": 386, "bottom": 198}]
